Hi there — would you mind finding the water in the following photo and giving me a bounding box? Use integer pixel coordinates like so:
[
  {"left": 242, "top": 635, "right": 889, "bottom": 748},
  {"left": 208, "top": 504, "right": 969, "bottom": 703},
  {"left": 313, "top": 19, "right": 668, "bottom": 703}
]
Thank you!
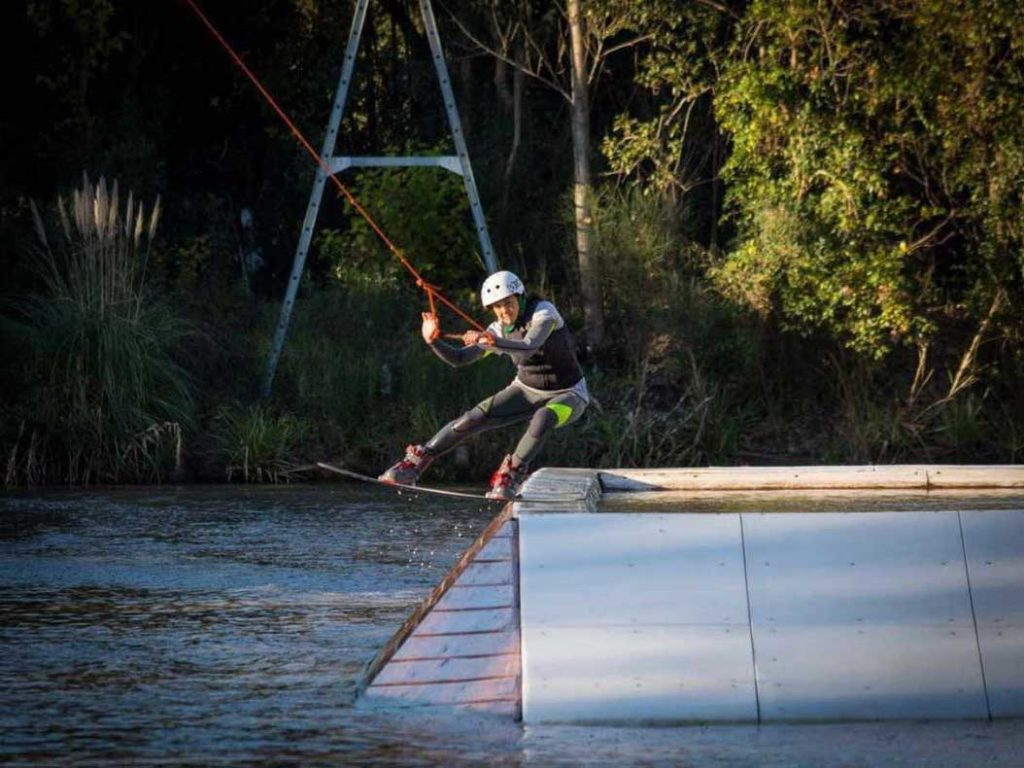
[{"left": 2, "top": 485, "right": 1022, "bottom": 766}]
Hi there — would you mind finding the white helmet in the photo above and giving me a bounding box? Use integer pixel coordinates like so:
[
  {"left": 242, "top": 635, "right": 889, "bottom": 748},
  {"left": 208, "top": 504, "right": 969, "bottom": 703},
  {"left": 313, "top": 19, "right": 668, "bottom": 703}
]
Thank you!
[{"left": 480, "top": 270, "right": 525, "bottom": 308}]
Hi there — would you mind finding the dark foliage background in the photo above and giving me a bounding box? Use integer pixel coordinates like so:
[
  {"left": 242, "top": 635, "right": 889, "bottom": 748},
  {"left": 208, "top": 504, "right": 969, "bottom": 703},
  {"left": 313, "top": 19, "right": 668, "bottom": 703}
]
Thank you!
[{"left": 2, "top": 0, "right": 1021, "bottom": 484}]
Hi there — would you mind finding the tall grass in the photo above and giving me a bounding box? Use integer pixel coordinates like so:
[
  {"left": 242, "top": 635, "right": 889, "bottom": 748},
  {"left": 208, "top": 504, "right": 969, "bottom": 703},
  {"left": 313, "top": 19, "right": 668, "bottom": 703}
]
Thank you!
[
  {"left": 271, "top": 284, "right": 512, "bottom": 476},
  {"left": 4, "top": 174, "right": 192, "bottom": 484},
  {"left": 205, "top": 404, "right": 305, "bottom": 483}
]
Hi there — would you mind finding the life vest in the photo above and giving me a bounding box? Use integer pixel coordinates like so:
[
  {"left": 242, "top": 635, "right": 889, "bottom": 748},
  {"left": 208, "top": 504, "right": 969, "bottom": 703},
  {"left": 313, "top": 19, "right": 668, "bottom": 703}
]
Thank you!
[{"left": 505, "top": 298, "right": 584, "bottom": 391}]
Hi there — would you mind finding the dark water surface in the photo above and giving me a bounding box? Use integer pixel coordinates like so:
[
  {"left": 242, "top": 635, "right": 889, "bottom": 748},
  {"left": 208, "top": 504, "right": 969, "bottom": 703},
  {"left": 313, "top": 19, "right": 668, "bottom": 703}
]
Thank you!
[{"left": 2, "top": 484, "right": 1021, "bottom": 767}]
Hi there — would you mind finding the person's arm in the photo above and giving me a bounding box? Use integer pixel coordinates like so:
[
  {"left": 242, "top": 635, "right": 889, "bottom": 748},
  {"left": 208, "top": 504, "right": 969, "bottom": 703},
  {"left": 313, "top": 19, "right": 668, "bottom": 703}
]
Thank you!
[
  {"left": 427, "top": 338, "right": 487, "bottom": 367},
  {"left": 488, "top": 309, "right": 558, "bottom": 353},
  {"left": 421, "top": 312, "right": 488, "bottom": 367}
]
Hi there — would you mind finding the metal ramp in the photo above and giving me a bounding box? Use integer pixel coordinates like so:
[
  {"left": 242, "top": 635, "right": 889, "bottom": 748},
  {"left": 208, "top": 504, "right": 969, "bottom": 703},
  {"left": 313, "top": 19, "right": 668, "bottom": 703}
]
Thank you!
[
  {"left": 360, "top": 465, "right": 1024, "bottom": 724},
  {"left": 519, "top": 507, "right": 1024, "bottom": 722}
]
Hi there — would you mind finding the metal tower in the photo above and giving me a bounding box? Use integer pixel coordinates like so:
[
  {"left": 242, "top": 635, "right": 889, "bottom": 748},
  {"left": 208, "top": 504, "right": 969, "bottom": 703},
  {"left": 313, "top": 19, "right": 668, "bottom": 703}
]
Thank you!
[{"left": 263, "top": 0, "right": 496, "bottom": 397}]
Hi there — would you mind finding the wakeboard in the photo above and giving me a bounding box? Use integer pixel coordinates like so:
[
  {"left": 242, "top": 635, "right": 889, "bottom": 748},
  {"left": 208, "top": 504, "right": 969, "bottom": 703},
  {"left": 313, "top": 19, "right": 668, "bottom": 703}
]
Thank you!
[{"left": 316, "top": 462, "right": 506, "bottom": 502}]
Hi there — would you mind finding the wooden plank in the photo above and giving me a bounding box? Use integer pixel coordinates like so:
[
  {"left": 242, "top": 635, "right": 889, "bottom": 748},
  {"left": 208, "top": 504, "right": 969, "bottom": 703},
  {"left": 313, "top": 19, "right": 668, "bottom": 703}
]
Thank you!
[
  {"left": 372, "top": 653, "right": 519, "bottom": 686},
  {"left": 359, "top": 504, "right": 514, "bottom": 691},
  {"left": 597, "top": 465, "right": 1024, "bottom": 492},
  {"left": 435, "top": 583, "right": 514, "bottom": 611},
  {"left": 359, "top": 513, "right": 521, "bottom": 717},
  {"left": 364, "top": 695, "right": 520, "bottom": 716},
  {"left": 456, "top": 561, "right": 514, "bottom": 586},
  {"left": 417, "top": 607, "right": 515, "bottom": 636},
  {"left": 929, "top": 466, "right": 1024, "bottom": 489},
  {"left": 477, "top": 536, "right": 512, "bottom": 560},
  {"left": 601, "top": 466, "right": 926, "bottom": 491},
  {"left": 393, "top": 630, "right": 520, "bottom": 661},
  {"left": 364, "top": 674, "right": 519, "bottom": 705},
  {"left": 488, "top": 521, "right": 513, "bottom": 538},
  {"left": 450, "top": 700, "right": 518, "bottom": 716},
  {"left": 961, "top": 509, "right": 1024, "bottom": 718}
]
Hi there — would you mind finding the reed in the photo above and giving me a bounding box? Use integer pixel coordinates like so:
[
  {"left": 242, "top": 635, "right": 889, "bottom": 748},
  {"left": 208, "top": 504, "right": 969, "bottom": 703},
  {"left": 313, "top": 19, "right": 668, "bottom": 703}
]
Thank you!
[
  {"left": 6, "top": 174, "right": 191, "bottom": 484},
  {"left": 206, "top": 404, "right": 305, "bottom": 483}
]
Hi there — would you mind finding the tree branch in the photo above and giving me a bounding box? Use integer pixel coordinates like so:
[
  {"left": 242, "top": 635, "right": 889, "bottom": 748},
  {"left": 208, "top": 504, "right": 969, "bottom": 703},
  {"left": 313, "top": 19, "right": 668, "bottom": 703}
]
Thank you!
[{"left": 441, "top": 3, "right": 571, "bottom": 101}]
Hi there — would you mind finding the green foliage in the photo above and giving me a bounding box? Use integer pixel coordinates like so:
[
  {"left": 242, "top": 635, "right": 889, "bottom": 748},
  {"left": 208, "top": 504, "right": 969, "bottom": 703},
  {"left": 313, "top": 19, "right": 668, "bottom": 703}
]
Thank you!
[
  {"left": 550, "top": 189, "right": 762, "bottom": 468},
  {"left": 592, "top": 188, "right": 690, "bottom": 339},
  {"left": 4, "top": 175, "right": 192, "bottom": 484},
  {"left": 714, "top": 0, "right": 1024, "bottom": 364},
  {"left": 271, "top": 285, "right": 510, "bottom": 475},
  {"left": 205, "top": 403, "right": 305, "bottom": 483},
  {"left": 317, "top": 155, "right": 479, "bottom": 289},
  {"left": 27, "top": 0, "right": 129, "bottom": 131},
  {"left": 592, "top": 188, "right": 758, "bottom": 381},
  {"left": 5, "top": 0, "right": 1023, "bottom": 483},
  {"left": 600, "top": 1, "right": 727, "bottom": 197}
]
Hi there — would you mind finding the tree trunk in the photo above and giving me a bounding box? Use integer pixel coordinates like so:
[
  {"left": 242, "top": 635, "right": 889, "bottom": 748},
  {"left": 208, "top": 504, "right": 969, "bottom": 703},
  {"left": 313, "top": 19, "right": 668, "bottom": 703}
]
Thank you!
[{"left": 567, "top": 0, "right": 604, "bottom": 352}]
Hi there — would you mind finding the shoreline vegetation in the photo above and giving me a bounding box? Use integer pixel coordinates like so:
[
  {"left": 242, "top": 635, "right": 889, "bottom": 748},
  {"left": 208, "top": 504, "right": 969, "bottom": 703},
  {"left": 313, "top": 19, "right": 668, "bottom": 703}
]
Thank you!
[{"left": 2, "top": 2, "right": 1021, "bottom": 486}]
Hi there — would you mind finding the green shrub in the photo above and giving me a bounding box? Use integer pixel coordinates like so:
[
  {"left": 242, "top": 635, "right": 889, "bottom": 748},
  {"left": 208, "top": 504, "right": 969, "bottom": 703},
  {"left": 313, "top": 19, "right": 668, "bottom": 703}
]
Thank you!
[
  {"left": 205, "top": 404, "right": 306, "bottom": 483},
  {"left": 316, "top": 150, "right": 482, "bottom": 291},
  {"left": 4, "top": 174, "right": 192, "bottom": 484}
]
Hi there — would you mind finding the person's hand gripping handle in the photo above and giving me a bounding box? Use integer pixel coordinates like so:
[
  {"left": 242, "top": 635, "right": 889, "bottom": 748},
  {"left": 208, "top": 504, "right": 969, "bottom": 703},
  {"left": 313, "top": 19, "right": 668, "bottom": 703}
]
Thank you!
[
  {"left": 461, "top": 329, "right": 496, "bottom": 347},
  {"left": 421, "top": 312, "right": 441, "bottom": 344}
]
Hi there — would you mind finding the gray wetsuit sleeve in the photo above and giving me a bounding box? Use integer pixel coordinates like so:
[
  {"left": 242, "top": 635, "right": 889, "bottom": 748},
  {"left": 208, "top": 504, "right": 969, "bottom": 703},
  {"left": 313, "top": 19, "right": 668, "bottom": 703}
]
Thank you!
[
  {"left": 428, "top": 339, "right": 488, "bottom": 367},
  {"left": 491, "top": 315, "right": 557, "bottom": 353}
]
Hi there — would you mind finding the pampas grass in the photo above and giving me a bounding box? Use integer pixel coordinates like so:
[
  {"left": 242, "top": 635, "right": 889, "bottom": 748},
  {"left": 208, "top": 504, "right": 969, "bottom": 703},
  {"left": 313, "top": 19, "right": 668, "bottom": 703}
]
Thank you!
[{"left": 8, "top": 174, "right": 190, "bottom": 484}]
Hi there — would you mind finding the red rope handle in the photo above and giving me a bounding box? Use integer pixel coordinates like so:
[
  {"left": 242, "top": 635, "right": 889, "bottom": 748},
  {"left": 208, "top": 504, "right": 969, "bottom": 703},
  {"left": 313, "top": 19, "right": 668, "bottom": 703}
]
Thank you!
[{"left": 182, "top": 0, "right": 486, "bottom": 332}]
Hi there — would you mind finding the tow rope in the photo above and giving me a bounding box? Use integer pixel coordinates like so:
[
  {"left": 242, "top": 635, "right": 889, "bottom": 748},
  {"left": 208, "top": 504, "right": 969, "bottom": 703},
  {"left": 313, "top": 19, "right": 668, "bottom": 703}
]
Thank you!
[{"left": 181, "top": 0, "right": 486, "bottom": 332}]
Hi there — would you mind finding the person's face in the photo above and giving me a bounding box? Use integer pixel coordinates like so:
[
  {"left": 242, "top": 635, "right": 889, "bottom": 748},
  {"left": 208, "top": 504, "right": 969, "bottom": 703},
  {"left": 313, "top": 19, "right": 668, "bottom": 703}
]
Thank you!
[{"left": 490, "top": 294, "right": 520, "bottom": 326}]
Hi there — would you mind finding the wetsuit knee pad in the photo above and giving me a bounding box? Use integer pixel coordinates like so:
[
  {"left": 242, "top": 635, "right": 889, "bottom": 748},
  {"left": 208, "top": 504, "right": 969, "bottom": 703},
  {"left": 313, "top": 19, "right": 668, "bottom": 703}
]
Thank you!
[
  {"left": 545, "top": 402, "right": 575, "bottom": 428},
  {"left": 527, "top": 406, "right": 559, "bottom": 439}
]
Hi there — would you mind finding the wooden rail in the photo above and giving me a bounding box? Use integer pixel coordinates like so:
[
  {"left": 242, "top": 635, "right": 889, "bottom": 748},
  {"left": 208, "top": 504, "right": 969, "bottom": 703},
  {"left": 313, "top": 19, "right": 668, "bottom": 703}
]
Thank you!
[{"left": 598, "top": 465, "right": 1024, "bottom": 492}]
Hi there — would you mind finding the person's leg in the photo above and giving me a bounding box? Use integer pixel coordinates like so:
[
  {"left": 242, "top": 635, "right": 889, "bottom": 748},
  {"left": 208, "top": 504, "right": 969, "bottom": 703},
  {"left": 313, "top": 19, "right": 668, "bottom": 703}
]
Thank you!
[
  {"left": 511, "top": 392, "right": 588, "bottom": 468},
  {"left": 487, "top": 392, "right": 588, "bottom": 499},
  {"left": 424, "top": 384, "right": 534, "bottom": 456},
  {"left": 379, "top": 383, "right": 532, "bottom": 484}
]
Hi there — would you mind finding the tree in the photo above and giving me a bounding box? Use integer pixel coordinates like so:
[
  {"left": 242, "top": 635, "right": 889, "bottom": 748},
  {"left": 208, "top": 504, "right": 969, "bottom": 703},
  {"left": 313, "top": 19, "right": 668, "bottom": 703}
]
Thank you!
[
  {"left": 566, "top": 0, "right": 604, "bottom": 350},
  {"left": 599, "top": 1, "right": 735, "bottom": 208},
  {"left": 449, "top": 1, "right": 674, "bottom": 351},
  {"left": 713, "top": 0, "right": 1023, "bottom": 405}
]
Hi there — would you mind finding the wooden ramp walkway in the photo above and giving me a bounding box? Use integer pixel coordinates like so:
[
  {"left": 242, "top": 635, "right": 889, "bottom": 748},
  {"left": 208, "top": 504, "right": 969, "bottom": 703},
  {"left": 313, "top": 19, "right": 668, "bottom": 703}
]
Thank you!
[{"left": 360, "top": 506, "right": 522, "bottom": 716}]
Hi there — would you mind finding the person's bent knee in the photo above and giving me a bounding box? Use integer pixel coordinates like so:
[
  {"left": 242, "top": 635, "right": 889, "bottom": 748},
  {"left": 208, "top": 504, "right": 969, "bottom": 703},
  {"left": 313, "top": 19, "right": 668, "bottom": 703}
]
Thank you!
[
  {"left": 527, "top": 407, "right": 559, "bottom": 439},
  {"left": 452, "top": 406, "right": 487, "bottom": 434},
  {"left": 545, "top": 401, "right": 578, "bottom": 429}
]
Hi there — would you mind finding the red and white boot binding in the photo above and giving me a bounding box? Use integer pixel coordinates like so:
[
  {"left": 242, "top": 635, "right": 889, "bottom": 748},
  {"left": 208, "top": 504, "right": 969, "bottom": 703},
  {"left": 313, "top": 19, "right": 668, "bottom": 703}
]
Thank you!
[
  {"left": 486, "top": 454, "right": 527, "bottom": 500},
  {"left": 378, "top": 444, "right": 434, "bottom": 486}
]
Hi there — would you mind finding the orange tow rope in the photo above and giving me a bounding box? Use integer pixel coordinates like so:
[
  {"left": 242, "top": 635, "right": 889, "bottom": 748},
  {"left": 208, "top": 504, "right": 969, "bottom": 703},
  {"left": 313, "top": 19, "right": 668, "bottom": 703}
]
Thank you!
[{"left": 181, "top": 0, "right": 485, "bottom": 332}]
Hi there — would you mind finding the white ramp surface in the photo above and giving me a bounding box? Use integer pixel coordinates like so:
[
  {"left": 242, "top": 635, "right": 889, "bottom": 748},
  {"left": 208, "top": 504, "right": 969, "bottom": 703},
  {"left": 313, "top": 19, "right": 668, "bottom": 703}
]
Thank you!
[
  {"left": 961, "top": 509, "right": 1024, "bottom": 717},
  {"left": 744, "top": 511, "right": 988, "bottom": 720},
  {"left": 518, "top": 507, "right": 1024, "bottom": 723},
  {"left": 519, "top": 513, "right": 756, "bottom": 722}
]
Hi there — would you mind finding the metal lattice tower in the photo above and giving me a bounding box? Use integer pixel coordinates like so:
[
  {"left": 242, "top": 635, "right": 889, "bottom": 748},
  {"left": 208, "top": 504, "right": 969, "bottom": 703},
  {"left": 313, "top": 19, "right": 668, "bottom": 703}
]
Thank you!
[{"left": 263, "top": 0, "right": 496, "bottom": 397}]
